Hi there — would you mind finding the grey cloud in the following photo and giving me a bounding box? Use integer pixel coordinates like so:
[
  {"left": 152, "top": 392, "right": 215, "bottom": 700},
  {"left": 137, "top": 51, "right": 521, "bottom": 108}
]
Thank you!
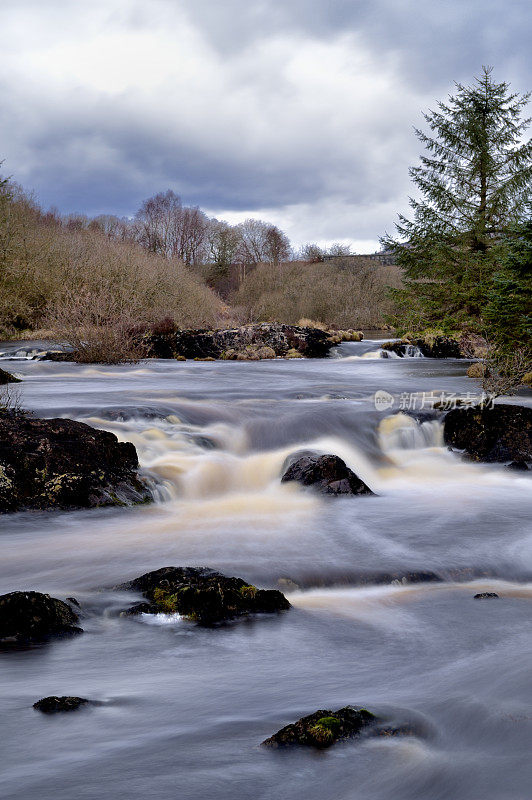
[
  {"left": 179, "top": 0, "right": 531, "bottom": 88},
  {"left": 1, "top": 0, "right": 530, "bottom": 246}
]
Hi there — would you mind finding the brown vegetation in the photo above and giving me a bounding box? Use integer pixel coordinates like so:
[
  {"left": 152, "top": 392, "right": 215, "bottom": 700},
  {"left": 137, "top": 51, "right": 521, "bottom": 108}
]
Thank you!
[
  {"left": 0, "top": 183, "right": 224, "bottom": 360},
  {"left": 0, "top": 174, "right": 401, "bottom": 359},
  {"left": 231, "top": 260, "right": 402, "bottom": 329}
]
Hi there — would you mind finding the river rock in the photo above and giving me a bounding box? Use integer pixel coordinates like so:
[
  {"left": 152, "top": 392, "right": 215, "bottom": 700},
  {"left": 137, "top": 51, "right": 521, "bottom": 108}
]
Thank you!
[
  {"left": 33, "top": 696, "right": 89, "bottom": 713},
  {"left": 262, "top": 706, "right": 378, "bottom": 748},
  {"left": 144, "top": 323, "right": 334, "bottom": 360},
  {"left": 474, "top": 592, "right": 499, "bottom": 599},
  {"left": 0, "top": 412, "right": 151, "bottom": 512},
  {"left": 444, "top": 404, "right": 532, "bottom": 464},
  {"left": 262, "top": 705, "right": 425, "bottom": 749},
  {"left": 118, "top": 566, "right": 291, "bottom": 625},
  {"left": 382, "top": 335, "right": 462, "bottom": 358},
  {"left": 281, "top": 454, "right": 374, "bottom": 495},
  {"left": 0, "top": 591, "right": 82, "bottom": 642},
  {"left": 0, "top": 368, "right": 20, "bottom": 385}
]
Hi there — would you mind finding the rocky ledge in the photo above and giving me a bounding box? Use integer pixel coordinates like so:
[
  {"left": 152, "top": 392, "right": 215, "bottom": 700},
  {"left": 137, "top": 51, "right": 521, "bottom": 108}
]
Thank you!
[
  {"left": 0, "top": 591, "right": 82, "bottom": 643},
  {"left": 118, "top": 566, "right": 290, "bottom": 625},
  {"left": 281, "top": 453, "right": 374, "bottom": 495},
  {"left": 0, "top": 412, "right": 151, "bottom": 512},
  {"left": 143, "top": 323, "right": 335, "bottom": 360},
  {"left": 382, "top": 332, "right": 488, "bottom": 359},
  {"left": 262, "top": 705, "right": 419, "bottom": 749},
  {"left": 444, "top": 403, "right": 532, "bottom": 465}
]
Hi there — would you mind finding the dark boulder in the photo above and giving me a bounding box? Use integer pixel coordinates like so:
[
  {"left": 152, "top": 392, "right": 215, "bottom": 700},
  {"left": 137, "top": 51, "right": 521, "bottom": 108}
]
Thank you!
[
  {"left": 281, "top": 454, "right": 374, "bottom": 495},
  {"left": 0, "top": 591, "right": 82, "bottom": 642},
  {"left": 118, "top": 566, "right": 290, "bottom": 625},
  {"left": 474, "top": 592, "right": 499, "bottom": 599},
  {"left": 0, "top": 412, "right": 151, "bottom": 512},
  {"left": 262, "top": 705, "right": 426, "bottom": 749},
  {"left": 144, "top": 323, "right": 334, "bottom": 360},
  {"left": 33, "top": 696, "right": 89, "bottom": 713},
  {"left": 0, "top": 368, "right": 20, "bottom": 385},
  {"left": 444, "top": 404, "right": 532, "bottom": 464},
  {"left": 262, "top": 706, "right": 377, "bottom": 748}
]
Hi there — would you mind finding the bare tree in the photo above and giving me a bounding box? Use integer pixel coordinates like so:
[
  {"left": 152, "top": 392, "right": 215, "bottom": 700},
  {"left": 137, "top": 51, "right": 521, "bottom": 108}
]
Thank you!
[
  {"left": 264, "top": 225, "right": 291, "bottom": 266},
  {"left": 236, "top": 218, "right": 291, "bottom": 268},
  {"left": 134, "top": 190, "right": 183, "bottom": 256},
  {"left": 299, "top": 243, "right": 325, "bottom": 262},
  {"left": 207, "top": 220, "right": 242, "bottom": 276},
  {"left": 328, "top": 242, "right": 351, "bottom": 257},
  {"left": 134, "top": 191, "right": 208, "bottom": 265}
]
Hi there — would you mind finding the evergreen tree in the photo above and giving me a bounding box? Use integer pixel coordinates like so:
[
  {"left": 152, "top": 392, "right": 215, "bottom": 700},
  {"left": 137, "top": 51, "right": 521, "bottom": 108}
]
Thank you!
[
  {"left": 484, "top": 218, "right": 532, "bottom": 352},
  {"left": 383, "top": 68, "right": 532, "bottom": 331}
]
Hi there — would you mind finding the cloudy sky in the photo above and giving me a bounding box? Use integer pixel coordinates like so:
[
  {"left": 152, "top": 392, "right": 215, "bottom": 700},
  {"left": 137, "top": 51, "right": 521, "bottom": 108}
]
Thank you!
[{"left": 1, "top": 0, "right": 530, "bottom": 251}]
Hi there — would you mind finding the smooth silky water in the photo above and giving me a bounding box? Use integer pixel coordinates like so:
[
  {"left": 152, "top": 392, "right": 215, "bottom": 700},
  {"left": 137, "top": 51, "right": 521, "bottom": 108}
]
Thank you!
[{"left": 1, "top": 341, "right": 531, "bottom": 800}]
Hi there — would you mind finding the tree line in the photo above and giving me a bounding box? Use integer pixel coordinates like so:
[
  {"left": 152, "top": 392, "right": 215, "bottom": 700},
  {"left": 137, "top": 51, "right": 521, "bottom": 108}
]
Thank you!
[{"left": 60, "top": 190, "right": 354, "bottom": 276}]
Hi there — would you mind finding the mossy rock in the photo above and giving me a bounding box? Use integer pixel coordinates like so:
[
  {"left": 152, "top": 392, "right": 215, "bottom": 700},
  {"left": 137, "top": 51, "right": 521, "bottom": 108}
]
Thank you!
[
  {"left": 522, "top": 372, "right": 532, "bottom": 387},
  {"left": 262, "top": 706, "right": 377, "bottom": 749},
  {"left": 0, "top": 414, "right": 150, "bottom": 512},
  {"left": 118, "top": 566, "right": 290, "bottom": 625},
  {"left": 285, "top": 348, "right": 304, "bottom": 359}
]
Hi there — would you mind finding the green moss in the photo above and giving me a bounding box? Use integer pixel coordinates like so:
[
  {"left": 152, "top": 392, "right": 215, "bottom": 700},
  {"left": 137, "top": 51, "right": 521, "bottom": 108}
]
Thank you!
[
  {"left": 42, "top": 473, "right": 82, "bottom": 500},
  {"left": 239, "top": 584, "right": 257, "bottom": 599},
  {"left": 153, "top": 587, "right": 180, "bottom": 612},
  {"left": 309, "top": 716, "right": 341, "bottom": 745}
]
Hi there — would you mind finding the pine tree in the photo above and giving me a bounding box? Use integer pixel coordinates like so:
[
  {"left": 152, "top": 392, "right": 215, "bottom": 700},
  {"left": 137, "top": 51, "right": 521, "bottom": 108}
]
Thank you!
[
  {"left": 383, "top": 68, "right": 532, "bottom": 332},
  {"left": 484, "top": 218, "right": 532, "bottom": 352}
]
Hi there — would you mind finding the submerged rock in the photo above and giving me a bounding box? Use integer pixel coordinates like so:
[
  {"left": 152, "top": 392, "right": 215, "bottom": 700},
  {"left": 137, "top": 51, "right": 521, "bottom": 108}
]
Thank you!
[
  {"left": 0, "top": 412, "right": 151, "bottom": 512},
  {"left": 0, "top": 368, "right": 20, "bottom": 385},
  {"left": 262, "top": 706, "right": 377, "bottom": 748},
  {"left": 262, "top": 705, "right": 425, "bottom": 749},
  {"left": 474, "top": 592, "right": 499, "bottom": 599},
  {"left": 144, "top": 323, "right": 334, "bottom": 360},
  {"left": 0, "top": 591, "right": 82, "bottom": 643},
  {"left": 118, "top": 566, "right": 291, "bottom": 625},
  {"left": 33, "top": 696, "right": 89, "bottom": 713},
  {"left": 281, "top": 454, "right": 374, "bottom": 496},
  {"left": 444, "top": 404, "right": 532, "bottom": 464}
]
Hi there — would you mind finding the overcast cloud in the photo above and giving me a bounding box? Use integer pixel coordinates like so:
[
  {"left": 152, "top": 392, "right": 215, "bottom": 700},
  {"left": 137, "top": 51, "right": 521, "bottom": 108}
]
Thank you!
[{"left": 1, "top": 0, "right": 530, "bottom": 250}]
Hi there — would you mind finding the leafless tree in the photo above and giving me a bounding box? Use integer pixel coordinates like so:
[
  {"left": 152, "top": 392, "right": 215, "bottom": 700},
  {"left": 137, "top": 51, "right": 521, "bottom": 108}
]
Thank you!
[
  {"left": 299, "top": 243, "right": 325, "bottom": 262},
  {"left": 134, "top": 191, "right": 208, "bottom": 265},
  {"left": 207, "top": 220, "right": 242, "bottom": 276},
  {"left": 328, "top": 242, "right": 352, "bottom": 257},
  {"left": 236, "top": 218, "right": 291, "bottom": 268}
]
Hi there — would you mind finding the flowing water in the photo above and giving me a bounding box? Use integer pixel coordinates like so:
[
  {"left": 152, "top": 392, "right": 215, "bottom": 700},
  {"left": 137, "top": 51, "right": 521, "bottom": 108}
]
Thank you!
[{"left": 1, "top": 340, "right": 531, "bottom": 800}]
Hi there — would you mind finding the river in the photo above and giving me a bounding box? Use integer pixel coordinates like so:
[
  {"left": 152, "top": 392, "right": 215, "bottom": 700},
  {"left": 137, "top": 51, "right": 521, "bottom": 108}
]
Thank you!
[{"left": 1, "top": 339, "right": 531, "bottom": 800}]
